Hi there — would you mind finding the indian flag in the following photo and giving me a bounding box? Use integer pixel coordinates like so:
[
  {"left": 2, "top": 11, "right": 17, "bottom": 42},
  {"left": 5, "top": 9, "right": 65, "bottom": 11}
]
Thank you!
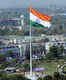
[{"left": 30, "top": 8, "right": 51, "bottom": 28}]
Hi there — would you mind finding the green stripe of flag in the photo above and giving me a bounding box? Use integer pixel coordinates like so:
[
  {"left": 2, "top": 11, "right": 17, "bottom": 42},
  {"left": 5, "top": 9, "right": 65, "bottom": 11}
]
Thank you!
[{"left": 30, "top": 20, "right": 48, "bottom": 28}]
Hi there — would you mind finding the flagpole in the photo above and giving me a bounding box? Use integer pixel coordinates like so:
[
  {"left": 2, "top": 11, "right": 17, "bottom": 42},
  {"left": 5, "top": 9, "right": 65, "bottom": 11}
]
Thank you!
[
  {"left": 29, "top": 0, "right": 32, "bottom": 76},
  {"left": 30, "top": 20, "right": 32, "bottom": 76},
  {"left": 24, "top": 0, "right": 32, "bottom": 78}
]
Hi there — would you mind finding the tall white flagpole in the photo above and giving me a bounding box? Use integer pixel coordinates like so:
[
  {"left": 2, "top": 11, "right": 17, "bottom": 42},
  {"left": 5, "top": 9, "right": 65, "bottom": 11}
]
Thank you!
[
  {"left": 29, "top": 8, "right": 32, "bottom": 77},
  {"left": 24, "top": 0, "right": 33, "bottom": 78},
  {"left": 29, "top": 0, "right": 32, "bottom": 76}
]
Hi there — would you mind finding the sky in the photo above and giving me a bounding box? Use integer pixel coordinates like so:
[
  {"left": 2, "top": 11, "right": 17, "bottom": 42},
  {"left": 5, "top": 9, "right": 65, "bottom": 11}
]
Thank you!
[{"left": 0, "top": 0, "right": 66, "bottom": 8}]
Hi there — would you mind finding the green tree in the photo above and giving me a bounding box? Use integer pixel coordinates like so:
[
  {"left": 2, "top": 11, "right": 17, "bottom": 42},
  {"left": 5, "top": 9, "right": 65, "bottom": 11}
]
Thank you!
[
  {"left": 8, "top": 50, "right": 14, "bottom": 58},
  {"left": 46, "top": 45, "right": 59, "bottom": 60},
  {"left": 58, "top": 45, "right": 64, "bottom": 56},
  {"left": 43, "top": 75, "right": 53, "bottom": 80},
  {"left": 0, "top": 54, "right": 6, "bottom": 63},
  {"left": 53, "top": 72, "right": 62, "bottom": 80},
  {"left": 44, "top": 38, "right": 49, "bottom": 42},
  {"left": 0, "top": 54, "right": 6, "bottom": 69},
  {"left": 37, "top": 77, "right": 42, "bottom": 80},
  {"left": 0, "top": 70, "right": 7, "bottom": 80},
  {"left": 24, "top": 63, "right": 30, "bottom": 71}
]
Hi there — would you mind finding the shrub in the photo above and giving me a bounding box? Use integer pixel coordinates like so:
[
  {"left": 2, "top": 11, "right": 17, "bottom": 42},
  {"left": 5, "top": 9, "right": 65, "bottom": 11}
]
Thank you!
[
  {"left": 37, "top": 77, "right": 42, "bottom": 80},
  {"left": 7, "top": 74, "right": 30, "bottom": 80},
  {"left": 43, "top": 75, "right": 53, "bottom": 80},
  {"left": 0, "top": 70, "right": 7, "bottom": 80},
  {"left": 0, "top": 54, "right": 6, "bottom": 63},
  {"left": 53, "top": 72, "right": 62, "bottom": 80},
  {"left": 64, "top": 75, "right": 66, "bottom": 80}
]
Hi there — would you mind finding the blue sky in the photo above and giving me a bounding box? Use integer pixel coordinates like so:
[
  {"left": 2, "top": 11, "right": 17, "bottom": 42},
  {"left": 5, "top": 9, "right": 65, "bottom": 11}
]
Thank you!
[{"left": 0, "top": 0, "right": 65, "bottom": 8}]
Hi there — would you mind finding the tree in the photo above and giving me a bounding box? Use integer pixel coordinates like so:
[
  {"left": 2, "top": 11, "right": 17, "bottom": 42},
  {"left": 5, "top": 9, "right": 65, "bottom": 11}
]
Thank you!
[
  {"left": 58, "top": 45, "right": 64, "bottom": 56},
  {"left": 46, "top": 45, "right": 58, "bottom": 60},
  {"left": 0, "top": 54, "right": 6, "bottom": 63},
  {"left": 53, "top": 46, "right": 58, "bottom": 57},
  {"left": 37, "top": 77, "right": 42, "bottom": 80},
  {"left": 8, "top": 50, "right": 14, "bottom": 58},
  {"left": 43, "top": 75, "right": 53, "bottom": 80},
  {"left": 44, "top": 38, "right": 49, "bottom": 42},
  {"left": 0, "top": 70, "right": 7, "bottom": 80},
  {"left": 24, "top": 63, "right": 30, "bottom": 71},
  {"left": 53, "top": 72, "right": 62, "bottom": 80},
  {"left": 0, "top": 54, "right": 6, "bottom": 69}
]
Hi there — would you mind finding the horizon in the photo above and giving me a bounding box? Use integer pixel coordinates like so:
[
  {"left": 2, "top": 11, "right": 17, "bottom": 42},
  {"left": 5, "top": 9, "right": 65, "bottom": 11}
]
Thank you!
[{"left": 0, "top": 5, "right": 66, "bottom": 9}]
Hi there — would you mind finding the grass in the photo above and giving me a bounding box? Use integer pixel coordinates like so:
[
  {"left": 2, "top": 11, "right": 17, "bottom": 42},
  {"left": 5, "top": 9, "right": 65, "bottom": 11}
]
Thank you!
[
  {"left": 0, "top": 58, "right": 65, "bottom": 76},
  {"left": 35, "top": 59, "right": 65, "bottom": 75}
]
